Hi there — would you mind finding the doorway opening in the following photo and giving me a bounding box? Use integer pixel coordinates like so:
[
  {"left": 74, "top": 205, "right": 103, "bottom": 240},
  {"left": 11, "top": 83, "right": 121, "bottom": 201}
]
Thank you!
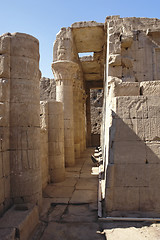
[{"left": 90, "top": 88, "right": 103, "bottom": 147}]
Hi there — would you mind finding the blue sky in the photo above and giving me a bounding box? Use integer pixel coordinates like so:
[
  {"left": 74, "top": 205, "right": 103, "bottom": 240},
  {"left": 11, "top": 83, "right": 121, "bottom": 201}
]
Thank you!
[{"left": 0, "top": 0, "right": 160, "bottom": 78}]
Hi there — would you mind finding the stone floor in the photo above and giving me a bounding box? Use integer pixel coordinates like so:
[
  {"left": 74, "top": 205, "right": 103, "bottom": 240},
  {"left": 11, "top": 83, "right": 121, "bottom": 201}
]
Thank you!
[
  {"left": 31, "top": 148, "right": 104, "bottom": 240},
  {"left": 30, "top": 147, "right": 160, "bottom": 240}
]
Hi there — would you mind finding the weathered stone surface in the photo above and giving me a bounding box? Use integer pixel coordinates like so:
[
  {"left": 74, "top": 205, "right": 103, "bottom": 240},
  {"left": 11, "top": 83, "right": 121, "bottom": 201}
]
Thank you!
[
  {"left": 0, "top": 228, "right": 15, "bottom": 240},
  {"left": 70, "top": 189, "right": 97, "bottom": 204},
  {"left": 9, "top": 33, "right": 42, "bottom": 207},
  {"left": 44, "top": 185, "right": 74, "bottom": 198},
  {"left": 40, "top": 222, "right": 103, "bottom": 240},
  {"left": 140, "top": 80, "right": 160, "bottom": 96},
  {"left": 0, "top": 205, "right": 39, "bottom": 240},
  {"left": 110, "top": 82, "right": 140, "bottom": 97},
  {"left": 106, "top": 186, "right": 139, "bottom": 212},
  {"left": 72, "top": 23, "right": 104, "bottom": 52},
  {"left": 0, "top": 54, "right": 10, "bottom": 78},
  {"left": 111, "top": 141, "right": 146, "bottom": 164},
  {"left": 10, "top": 32, "right": 39, "bottom": 60},
  {"left": 40, "top": 77, "right": 56, "bottom": 101},
  {"left": 61, "top": 204, "right": 97, "bottom": 222}
]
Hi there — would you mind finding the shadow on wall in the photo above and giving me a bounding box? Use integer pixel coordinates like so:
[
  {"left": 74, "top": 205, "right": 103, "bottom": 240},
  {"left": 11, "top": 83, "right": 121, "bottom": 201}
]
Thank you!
[{"left": 105, "top": 110, "right": 160, "bottom": 218}]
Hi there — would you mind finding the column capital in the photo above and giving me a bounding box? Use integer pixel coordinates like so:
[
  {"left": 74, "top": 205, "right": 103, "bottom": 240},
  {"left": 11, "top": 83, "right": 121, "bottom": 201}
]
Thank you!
[{"left": 52, "top": 60, "right": 79, "bottom": 84}]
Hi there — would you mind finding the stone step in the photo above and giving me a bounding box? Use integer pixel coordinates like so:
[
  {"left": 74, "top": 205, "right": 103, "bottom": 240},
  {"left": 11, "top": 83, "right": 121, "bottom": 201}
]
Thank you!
[{"left": 0, "top": 204, "right": 39, "bottom": 240}]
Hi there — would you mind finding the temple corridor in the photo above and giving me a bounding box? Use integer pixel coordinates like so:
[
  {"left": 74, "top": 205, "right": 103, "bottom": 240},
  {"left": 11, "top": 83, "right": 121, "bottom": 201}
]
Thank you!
[{"left": 30, "top": 147, "right": 104, "bottom": 240}]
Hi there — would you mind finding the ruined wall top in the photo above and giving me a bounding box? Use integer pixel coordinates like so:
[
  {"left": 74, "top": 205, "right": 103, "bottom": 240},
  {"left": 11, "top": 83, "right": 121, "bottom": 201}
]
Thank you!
[
  {"left": 53, "top": 27, "right": 78, "bottom": 62},
  {"left": 105, "top": 16, "right": 160, "bottom": 34}
]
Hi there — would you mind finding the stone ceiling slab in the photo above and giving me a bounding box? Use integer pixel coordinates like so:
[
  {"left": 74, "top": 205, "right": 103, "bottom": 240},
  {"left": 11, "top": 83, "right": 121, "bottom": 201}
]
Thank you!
[
  {"left": 72, "top": 26, "right": 104, "bottom": 53},
  {"left": 81, "top": 61, "right": 101, "bottom": 74},
  {"left": 84, "top": 73, "right": 102, "bottom": 81}
]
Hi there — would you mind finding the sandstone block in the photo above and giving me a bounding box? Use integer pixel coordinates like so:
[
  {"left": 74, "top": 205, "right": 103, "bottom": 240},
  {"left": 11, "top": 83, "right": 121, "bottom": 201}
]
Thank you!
[
  {"left": 10, "top": 127, "right": 40, "bottom": 150},
  {"left": 109, "top": 42, "right": 121, "bottom": 54},
  {"left": 40, "top": 101, "right": 48, "bottom": 130},
  {"left": 0, "top": 79, "right": 10, "bottom": 102},
  {"left": 114, "top": 117, "right": 160, "bottom": 141},
  {"left": 0, "top": 228, "right": 15, "bottom": 240},
  {"left": 0, "top": 205, "right": 39, "bottom": 240},
  {"left": 0, "top": 35, "right": 10, "bottom": 54},
  {"left": 146, "top": 142, "right": 160, "bottom": 163},
  {"left": 111, "top": 141, "right": 146, "bottom": 164},
  {"left": 48, "top": 115, "right": 64, "bottom": 129},
  {"left": 4, "top": 176, "right": 10, "bottom": 198},
  {"left": 112, "top": 82, "right": 140, "bottom": 97},
  {"left": 0, "top": 155, "right": 2, "bottom": 178},
  {"left": 65, "top": 139, "right": 74, "bottom": 148},
  {"left": 64, "top": 119, "right": 73, "bottom": 128},
  {"left": 2, "top": 151, "right": 10, "bottom": 177},
  {"left": 48, "top": 142, "right": 64, "bottom": 156},
  {"left": 113, "top": 164, "right": 149, "bottom": 187},
  {"left": 10, "top": 56, "right": 39, "bottom": 80},
  {"left": 105, "top": 164, "right": 114, "bottom": 188},
  {"left": 40, "top": 129, "right": 48, "bottom": 143},
  {"left": 147, "top": 164, "right": 160, "bottom": 187},
  {"left": 48, "top": 101, "right": 63, "bottom": 114},
  {"left": 109, "top": 54, "right": 121, "bottom": 66},
  {"left": 64, "top": 128, "right": 74, "bottom": 140},
  {"left": 50, "top": 168, "right": 65, "bottom": 183},
  {"left": 113, "top": 96, "right": 148, "bottom": 119},
  {"left": 49, "top": 155, "right": 65, "bottom": 169},
  {"left": 111, "top": 118, "right": 139, "bottom": 141},
  {"left": 10, "top": 150, "right": 40, "bottom": 171},
  {"left": 0, "top": 127, "right": 9, "bottom": 151},
  {"left": 0, "top": 101, "right": 9, "bottom": 127},
  {"left": 147, "top": 105, "right": 160, "bottom": 119},
  {"left": 139, "top": 118, "right": 160, "bottom": 140},
  {"left": 121, "top": 57, "right": 133, "bottom": 68},
  {"left": 0, "top": 54, "right": 10, "bottom": 78},
  {"left": 121, "top": 34, "right": 133, "bottom": 48},
  {"left": 108, "top": 66, "right": 122, "bottom": 77},
  {"left": 10, "top": 103, "right": 40, "bottom": 127},
  {"left": 10, "top": 32, "right": 39, "bottom": 60},
  {"left": 139, "top": 187, "right": 160, "bottom": 212},
  {"left": 48, "top": 128, "right": 64, "bottom": 142},
  {"left": 105, "top": 187, "right": 114, "bottom": 213},
  {"left": 0, "top": 177, "right": 4, "bottom": 203},
  {"left": 112, "top": 186, "right": 139, "bottom": 211},
  {"left": 10, "top": 169, "right": 41, "bottom": 197},
  {"left": 10, "top": 79, "right": 39, "bottom": 103},
  {"left": 140, "top": 81, "right": 160, "bottom": 96}
]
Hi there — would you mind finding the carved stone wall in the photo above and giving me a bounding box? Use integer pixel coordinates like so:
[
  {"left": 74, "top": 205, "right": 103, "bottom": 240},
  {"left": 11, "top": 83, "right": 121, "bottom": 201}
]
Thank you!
[
  {"left": 40, "top": 77, "right": 56, "bottom": 101},
  {"left": 102, "top": 16, "right": 160, "bottom": 217}
]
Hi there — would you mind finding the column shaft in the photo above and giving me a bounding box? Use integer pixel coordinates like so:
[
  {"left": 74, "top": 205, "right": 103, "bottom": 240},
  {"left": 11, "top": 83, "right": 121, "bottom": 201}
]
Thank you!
[
  {"left": 86, "top": 88, "right": 92, "bottom": 147},
  {"left": 52, "top": 61, "right": 78, "bottom": 167},
  {"left": 9, "top": 33, "right": 42, "bottom": 207}
]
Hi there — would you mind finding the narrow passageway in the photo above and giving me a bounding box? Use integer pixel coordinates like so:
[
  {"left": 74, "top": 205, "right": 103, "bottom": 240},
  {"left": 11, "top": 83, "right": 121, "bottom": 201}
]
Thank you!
[{"left": 31, "top": 148, "right": 104, "bottom": 240}]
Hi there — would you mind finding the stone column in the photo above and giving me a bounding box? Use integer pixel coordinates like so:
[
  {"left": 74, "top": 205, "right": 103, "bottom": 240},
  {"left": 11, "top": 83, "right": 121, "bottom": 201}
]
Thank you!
[
  {"left": 86, "top": 88, "right": 92, "bottom": 147},
  {"left": 40, "top": 101, "right": 49, "bottom": 189},
  {"left": 79, "top": 87, "right": 85, "bottom": 152},
  {"left": 48, "top": 101, "right": 65, "bottom": 182},
  {"left": 0, "top": 33, "right": 11, "bottom": 215},
  {"left": 9, "top": 33, "right": 42, "bottom": 207},
  {"left": 52, "top": 60, "right": 78, "bottom": 167},
  {"left": 73, "top": 79, "right": 81, "bottom": 158},
  {"left": 82, "top": 91, "right": 87, "bottom": 150}
]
